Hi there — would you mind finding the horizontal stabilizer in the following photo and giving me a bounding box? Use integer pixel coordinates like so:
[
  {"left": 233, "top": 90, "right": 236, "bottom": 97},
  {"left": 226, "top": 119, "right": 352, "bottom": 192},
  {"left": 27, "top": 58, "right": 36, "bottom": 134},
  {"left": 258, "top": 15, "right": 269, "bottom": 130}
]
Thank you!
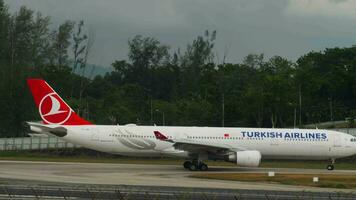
[{"left": 27, "top": 122, "right": 67, "bottom": 137}]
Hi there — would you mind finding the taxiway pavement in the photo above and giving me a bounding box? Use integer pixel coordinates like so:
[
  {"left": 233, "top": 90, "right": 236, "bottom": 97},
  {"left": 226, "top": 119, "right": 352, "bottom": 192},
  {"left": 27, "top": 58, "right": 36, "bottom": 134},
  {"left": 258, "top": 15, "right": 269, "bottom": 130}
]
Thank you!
[{"left": 0, "top": 160, "right": 355, "bottom": 193}]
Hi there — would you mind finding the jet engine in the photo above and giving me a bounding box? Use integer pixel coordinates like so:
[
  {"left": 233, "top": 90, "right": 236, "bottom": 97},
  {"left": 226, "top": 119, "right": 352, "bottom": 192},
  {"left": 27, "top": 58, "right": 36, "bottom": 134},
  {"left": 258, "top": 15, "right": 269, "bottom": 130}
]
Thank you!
[{"left": 226, "top": 150, "right": 261, "bottom": 167}]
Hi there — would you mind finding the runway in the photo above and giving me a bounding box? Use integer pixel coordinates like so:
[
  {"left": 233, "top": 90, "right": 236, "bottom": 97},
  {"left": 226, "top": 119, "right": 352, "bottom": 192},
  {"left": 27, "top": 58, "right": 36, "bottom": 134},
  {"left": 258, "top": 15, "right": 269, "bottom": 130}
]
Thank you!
[{"left": 0, "top": 160, "right": 355, "bottom": 193}]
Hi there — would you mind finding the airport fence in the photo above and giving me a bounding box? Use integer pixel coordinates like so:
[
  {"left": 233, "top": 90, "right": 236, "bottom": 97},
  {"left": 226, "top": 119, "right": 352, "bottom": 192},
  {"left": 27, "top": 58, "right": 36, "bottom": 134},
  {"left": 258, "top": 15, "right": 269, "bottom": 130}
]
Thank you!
[{"left": 0, "top": 136, "right": 79, "bottom": 151}]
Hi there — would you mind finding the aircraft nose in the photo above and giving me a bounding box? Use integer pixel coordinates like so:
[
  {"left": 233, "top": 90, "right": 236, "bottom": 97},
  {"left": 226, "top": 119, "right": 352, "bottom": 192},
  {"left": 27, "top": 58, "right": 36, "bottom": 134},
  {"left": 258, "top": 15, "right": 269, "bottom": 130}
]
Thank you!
[{"left": 349, "top": 137, "right": 356, "bottom": 149}]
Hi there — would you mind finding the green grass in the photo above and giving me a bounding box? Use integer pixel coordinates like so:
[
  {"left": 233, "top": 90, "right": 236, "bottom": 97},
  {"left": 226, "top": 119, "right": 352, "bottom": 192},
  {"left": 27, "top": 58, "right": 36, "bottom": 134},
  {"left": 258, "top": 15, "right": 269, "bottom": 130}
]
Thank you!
[
  {"left": 260, "top": 160, "right": 356, "bottom": 170},
  {"left": 190, "top": 173, "right": 356, "bottom": 189},
  {"left": 0, "top": 150, "right": 356, "bottom": 170}
]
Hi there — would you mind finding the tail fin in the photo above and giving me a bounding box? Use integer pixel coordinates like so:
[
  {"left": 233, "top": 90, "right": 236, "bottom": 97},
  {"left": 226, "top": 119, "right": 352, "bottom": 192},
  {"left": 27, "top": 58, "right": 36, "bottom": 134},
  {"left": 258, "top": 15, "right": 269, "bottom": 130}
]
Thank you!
[{"left": 27, "top": 79, "right": 92, "bottom": 125}]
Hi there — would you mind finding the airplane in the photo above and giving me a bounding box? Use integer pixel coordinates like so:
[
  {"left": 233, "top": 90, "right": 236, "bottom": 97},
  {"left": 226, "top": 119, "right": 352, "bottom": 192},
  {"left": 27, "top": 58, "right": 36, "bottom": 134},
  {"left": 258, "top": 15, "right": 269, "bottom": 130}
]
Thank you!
[{"left": 26, "top": 79, "right": 356, "bottom": 171}]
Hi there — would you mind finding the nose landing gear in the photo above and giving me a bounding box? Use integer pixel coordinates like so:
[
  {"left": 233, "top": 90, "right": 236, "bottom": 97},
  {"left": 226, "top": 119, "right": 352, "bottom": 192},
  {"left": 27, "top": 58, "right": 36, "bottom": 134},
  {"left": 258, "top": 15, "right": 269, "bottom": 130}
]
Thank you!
[
  {"left": 183, "top": 160, "right": 208, "bottom": 171},
  {"left": 327, "top": 165, "right": 334, "bottom": 170},
  {"left": 326, "top": 158, "right": 335, "bottom": 170}
]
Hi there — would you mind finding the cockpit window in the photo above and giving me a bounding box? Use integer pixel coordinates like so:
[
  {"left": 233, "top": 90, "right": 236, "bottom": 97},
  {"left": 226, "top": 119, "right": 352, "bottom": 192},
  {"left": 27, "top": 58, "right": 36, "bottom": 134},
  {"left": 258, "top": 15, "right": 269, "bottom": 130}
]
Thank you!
[{"left": 351, "top": 138, "right": 356, "bottom": 142}]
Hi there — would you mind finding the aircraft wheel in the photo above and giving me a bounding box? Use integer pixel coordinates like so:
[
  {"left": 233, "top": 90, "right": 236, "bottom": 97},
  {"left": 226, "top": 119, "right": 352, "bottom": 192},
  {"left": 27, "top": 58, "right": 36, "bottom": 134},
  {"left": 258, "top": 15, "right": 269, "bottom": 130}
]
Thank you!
[
  {"left": 188, "top": 163, "right": 198, "bottom": 171},
  {"left": 327, "top": 164, "right": 334, "bottom": 170},
  {"left": 199, "top": 163, "right": 208, "bottom": 171},
  {"left": 183, "top": 161, "right": 192, "bottom": 169}
]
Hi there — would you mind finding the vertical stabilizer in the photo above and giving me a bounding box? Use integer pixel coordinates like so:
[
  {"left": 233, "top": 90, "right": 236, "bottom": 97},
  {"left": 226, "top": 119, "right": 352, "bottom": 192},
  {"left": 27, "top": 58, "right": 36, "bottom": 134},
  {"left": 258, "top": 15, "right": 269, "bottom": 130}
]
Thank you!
[{"left": 27, "top": 79, "right": 92, "bottom": 125}]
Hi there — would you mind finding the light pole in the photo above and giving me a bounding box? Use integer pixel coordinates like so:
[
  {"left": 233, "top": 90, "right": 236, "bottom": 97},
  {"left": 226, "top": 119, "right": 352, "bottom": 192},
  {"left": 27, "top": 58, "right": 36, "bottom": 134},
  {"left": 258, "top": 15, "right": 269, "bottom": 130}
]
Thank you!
[{"left": 155, "top": 109, "right": 165, "bottom": 126}]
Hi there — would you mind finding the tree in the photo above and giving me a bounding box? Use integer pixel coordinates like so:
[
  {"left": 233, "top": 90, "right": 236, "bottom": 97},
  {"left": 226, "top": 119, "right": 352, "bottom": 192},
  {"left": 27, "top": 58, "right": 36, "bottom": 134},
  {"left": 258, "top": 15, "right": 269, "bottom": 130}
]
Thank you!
[
  {"left": 0, "top": 3, "right": 77, "bottom": 136},
  {"left": 178, "top": 30, "right": 217, "bottom": 96},
  {"left": 71, "top": 20, "right": 94, "bottom": 117},
  {"left": 31, "top": 12, "right": 51, "bottom": 68},
  {"left": 243, "top": 54, "right": 264, "bottom": 69},
  {"left": 72, "top": 20, "right": 88, "bottom": 73},
  {"left": 51, "top": 20, "right": 74, "bottom": 67},
  {"left": 296, "top": 47, "right": 356, "bottom": 124},
  {"left": 10, "top": 6, "right": 34, "bottom": 66},
  {"left": 128, "top": 35, "right": 169, "bottom": 69},
  {"left": 262, "top": 56, "right": 295, "bottom": 127},
  {"left": 0, "top": 0, "right": 10, "bottom": 63},
  {"left": 127, "top": 35, "right": 170, "bottom": 89},
  {"left": 180, "top": 30, "right": 216, "bottom": 68}
]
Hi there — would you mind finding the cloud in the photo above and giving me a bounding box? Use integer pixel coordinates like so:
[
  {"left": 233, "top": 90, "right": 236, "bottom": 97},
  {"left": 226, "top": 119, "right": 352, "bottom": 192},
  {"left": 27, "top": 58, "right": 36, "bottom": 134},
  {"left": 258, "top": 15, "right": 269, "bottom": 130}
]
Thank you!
[
  {"left": 285, "top": 0, "right": 356, "bottom": 19},
  {"left": 4, "top": 0, "right": 356, "bottom": 66}
]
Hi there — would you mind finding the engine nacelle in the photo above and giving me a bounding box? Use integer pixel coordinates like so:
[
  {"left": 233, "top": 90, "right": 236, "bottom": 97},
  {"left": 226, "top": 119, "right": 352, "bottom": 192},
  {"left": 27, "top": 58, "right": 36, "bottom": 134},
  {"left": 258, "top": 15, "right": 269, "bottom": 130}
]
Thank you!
[{"left": 226, "top": 150, "right": 261, "bottom": 167}]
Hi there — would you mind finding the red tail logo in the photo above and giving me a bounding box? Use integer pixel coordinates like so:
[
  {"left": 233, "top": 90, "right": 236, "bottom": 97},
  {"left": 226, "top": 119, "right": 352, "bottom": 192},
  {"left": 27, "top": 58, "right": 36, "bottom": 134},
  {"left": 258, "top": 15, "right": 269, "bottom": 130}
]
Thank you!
[
  {"left": 27, "top": 79, "right": 92, "bottom": 125},
  {"left": 39, "top": 93, "right": 71, "bottom": 124}
]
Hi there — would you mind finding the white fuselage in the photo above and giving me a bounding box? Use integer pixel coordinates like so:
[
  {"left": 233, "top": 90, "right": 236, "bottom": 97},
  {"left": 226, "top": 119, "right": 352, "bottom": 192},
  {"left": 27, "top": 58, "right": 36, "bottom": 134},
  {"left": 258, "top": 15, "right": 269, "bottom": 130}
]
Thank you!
[{"left": 60, "top": 125, "right": 356, "bottom": 161}]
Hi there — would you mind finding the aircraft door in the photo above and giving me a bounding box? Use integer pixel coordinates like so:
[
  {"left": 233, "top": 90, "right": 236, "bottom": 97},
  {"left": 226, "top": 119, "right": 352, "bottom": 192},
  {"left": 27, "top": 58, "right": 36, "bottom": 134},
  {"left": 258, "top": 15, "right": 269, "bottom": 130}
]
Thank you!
[
  {"left": 331, "top": 134, "right": 343, "bottom": 156},
  {"left": 333, "top": 135, "right": 342, "bottom": 147}
]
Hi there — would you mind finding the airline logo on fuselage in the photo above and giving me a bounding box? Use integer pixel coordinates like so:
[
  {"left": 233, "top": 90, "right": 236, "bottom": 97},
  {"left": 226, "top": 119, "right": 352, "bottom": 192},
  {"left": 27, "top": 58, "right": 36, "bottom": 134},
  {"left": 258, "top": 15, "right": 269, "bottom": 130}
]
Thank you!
[{"left": 241, "top": 131, "right": 327, "bottom": 140}]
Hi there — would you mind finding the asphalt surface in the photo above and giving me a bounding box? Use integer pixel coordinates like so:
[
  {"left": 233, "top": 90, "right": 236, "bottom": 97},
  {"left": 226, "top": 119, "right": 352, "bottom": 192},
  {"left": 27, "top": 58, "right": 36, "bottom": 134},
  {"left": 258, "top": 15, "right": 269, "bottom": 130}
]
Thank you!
[
  {"left": 0, "top": 161, "right": 355, "bottom": 199},
  {"left": 1, "top": 184, "right": 356, "bottom": 200}
]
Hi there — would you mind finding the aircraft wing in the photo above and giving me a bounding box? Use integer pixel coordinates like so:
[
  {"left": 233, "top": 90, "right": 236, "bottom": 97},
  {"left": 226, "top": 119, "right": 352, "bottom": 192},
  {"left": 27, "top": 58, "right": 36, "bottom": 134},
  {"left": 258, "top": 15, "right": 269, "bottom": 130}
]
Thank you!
[
  {"left": 27, "top": 122, "right": 67, "bottom": 137},
  {"left": 173, "top": 140, "right": 233, "bottom": 154},
  {"left": 154, "top": 131, "right": 245, "bottom": 154}
]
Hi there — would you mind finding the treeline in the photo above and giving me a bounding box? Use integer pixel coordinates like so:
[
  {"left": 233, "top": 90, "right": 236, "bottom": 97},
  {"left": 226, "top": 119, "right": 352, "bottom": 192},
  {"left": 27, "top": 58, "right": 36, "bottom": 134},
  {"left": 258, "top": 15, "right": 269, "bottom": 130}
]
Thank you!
[{"left": 0, "top": 1, "right": 356, "bottom": 137}]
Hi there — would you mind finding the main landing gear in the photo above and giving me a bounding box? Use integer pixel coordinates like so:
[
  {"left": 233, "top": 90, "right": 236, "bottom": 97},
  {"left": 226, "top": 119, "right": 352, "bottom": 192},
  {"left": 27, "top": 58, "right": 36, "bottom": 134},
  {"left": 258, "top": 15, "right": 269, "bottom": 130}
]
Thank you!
[
  {"left": 183, "top": 160, "right": 208, "bottom": 171},
  {"left": 326, "top": 158, "right": 335, "bottom": 171}
]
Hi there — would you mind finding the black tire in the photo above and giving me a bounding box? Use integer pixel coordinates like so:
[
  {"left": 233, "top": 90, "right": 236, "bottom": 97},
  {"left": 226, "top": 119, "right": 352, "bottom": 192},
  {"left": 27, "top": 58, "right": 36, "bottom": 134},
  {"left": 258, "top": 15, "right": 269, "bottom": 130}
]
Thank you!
[
  {"left": 200, "top": 163, "right": 208, "bottom": 171},
  {"left": 327, "top": 165, "right": 334, "bottom": 170},
  {"left": 183, "top": 161, "right": 192, "bottom": 169},
  {"left": 189, "top": 164, "right": 198, "bottom": 171}
]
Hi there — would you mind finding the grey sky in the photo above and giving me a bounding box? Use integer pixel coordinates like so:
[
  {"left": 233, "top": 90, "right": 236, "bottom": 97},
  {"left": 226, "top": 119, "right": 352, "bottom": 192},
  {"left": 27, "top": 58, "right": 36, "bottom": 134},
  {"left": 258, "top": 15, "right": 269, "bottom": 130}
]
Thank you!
[{"left": 5, "top": 0, "right": 356, "bottom": 67}]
